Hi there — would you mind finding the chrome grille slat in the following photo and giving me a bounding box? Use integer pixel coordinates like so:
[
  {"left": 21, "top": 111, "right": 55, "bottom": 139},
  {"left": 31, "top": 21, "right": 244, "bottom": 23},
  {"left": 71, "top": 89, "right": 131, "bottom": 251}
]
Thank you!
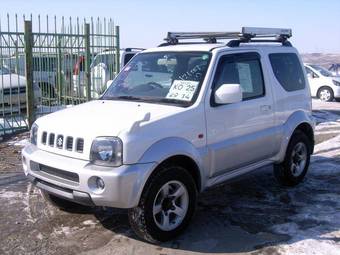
[
  {"left": 41, "top": 132, "right": 47, "bottom": 144},
  {"left": 76, "top": 138, "right": 84, "bottom": 153},
  {"left": 49, "top": 133, "right": 55, "bottom": 147},
  {"left": 66, "top": 137, "right": 73, "bottom": 151}
]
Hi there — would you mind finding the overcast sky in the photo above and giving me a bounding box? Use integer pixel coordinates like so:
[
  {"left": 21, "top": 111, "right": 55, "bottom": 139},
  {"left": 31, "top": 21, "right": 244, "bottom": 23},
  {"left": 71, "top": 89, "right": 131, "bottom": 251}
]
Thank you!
[{"left": 1, "top": 0, "right": 340, "bottom": 53}]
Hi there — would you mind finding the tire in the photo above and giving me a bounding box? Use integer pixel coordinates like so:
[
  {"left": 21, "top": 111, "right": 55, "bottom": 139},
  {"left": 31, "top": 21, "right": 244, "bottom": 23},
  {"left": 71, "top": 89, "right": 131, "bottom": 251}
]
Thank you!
[
  {"left": 128, "top": 165, "right": 197, "bottom": 243},
  {"left": 41, "top": 191, "right": 85, "bottom": 211},
  {"left": 317, "top": 87, "right": 334, "bottom": 102},
  {"left": 274, "top": 130, "right": 312, "bottom": 186}
]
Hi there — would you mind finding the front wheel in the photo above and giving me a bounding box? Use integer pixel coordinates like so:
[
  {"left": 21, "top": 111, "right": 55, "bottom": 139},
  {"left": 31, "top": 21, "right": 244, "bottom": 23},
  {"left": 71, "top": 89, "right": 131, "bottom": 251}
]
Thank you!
[
  {"left": 274, "top": 130, "right": 312, "bottom": 186},
  {"left": 318, "top": 87, "right": 334, "bottom": 102},
  {"left": 128, "top": 165, "right": 197, "bottom": 243}
]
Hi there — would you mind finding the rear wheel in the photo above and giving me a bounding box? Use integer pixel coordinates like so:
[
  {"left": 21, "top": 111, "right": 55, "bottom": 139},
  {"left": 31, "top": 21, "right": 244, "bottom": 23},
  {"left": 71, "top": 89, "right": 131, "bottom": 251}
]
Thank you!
[
  {"left": 274, "top": 130, "right": 312, "bottom": 186},
  {"left": 318, "top": 87, "right": 334, "bottom": 102},
  {"left": 128, "top": 165, "right": 197, "bottom": 243}
]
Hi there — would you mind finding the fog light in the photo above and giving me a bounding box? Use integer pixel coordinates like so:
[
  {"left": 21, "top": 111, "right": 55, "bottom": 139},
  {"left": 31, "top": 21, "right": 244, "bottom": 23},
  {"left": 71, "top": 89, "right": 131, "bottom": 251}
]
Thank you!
[
  {"left": 88, "top": 176, "right": 105, "bottom": 193},
  {"left": 96, "top": 177, "right": 105, "bottom": 190}
]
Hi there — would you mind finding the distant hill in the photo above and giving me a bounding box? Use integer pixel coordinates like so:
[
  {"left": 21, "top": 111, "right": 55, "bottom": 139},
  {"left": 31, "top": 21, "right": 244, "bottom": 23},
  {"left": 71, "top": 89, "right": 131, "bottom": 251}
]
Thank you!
[{"left": 301, "top": 53, "right": 340, "bottom": 68}]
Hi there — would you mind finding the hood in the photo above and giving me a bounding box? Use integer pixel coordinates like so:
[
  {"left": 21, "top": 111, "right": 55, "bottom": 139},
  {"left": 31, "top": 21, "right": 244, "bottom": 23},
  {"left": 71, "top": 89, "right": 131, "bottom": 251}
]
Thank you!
[
  {"left": 35, "top": 100, "right": 185, "bottom": 160},
  {"left": 0, "top": 74, "right": 26, "bottom": 89}
]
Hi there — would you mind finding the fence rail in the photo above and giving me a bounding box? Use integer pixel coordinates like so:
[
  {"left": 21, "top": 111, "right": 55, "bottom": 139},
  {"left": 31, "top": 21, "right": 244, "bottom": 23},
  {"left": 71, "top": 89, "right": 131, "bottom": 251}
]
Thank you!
[{"left": 0, "top": 14, "right": 120, "bottom": 136}]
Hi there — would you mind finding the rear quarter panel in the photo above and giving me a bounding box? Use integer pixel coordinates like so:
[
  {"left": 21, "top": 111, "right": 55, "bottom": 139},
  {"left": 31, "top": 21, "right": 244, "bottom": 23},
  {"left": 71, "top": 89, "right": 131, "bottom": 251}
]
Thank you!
[{"left": 262, "top": 47, "right": 313, "bottom": 162}]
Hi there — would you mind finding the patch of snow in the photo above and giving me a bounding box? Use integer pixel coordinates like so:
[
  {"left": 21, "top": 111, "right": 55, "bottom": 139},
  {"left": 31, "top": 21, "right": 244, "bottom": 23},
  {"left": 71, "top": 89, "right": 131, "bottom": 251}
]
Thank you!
[
  {"left": 279, "top": 238, "right": 340, "bottom": 255},
  {"left": 53, "top": 226, "right": 79, "bottom": 237},
  {"left": 0, "top": 190, "right": 24, "bottom": 199},
  {"left": 36, "top": 233, "right": 44, "bottom": 240},
  {"left": 82, "top": 220, "right": 97, "bottom": 226},
  {"left": 7, "top": 138, "right": 29, "bottom": 147}
]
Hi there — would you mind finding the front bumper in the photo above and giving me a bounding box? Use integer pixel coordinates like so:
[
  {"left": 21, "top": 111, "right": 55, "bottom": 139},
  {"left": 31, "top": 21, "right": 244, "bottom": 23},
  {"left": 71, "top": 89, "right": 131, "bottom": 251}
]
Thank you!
[{"left": 22, "top": 144, "right": 156, "bottom": 208}]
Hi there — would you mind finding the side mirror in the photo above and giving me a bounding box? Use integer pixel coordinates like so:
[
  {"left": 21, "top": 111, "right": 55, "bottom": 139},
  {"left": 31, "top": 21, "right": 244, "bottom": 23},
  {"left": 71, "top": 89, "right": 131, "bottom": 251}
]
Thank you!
[
  {"left": 214, "top": 84, "right": 242, "bottom": 104},
  {"left": 307, "top": 73, "right": 313, "bottom": 79}
]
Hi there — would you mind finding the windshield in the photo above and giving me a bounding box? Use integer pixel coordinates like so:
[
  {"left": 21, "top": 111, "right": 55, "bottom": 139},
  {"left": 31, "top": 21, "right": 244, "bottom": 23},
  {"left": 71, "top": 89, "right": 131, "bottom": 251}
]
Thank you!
[
  {"left": 310, "top": 64, "right": 333, "bottom": 77},
  {"left": 102, "top": 52, "right": 211, "bottom": 106}
]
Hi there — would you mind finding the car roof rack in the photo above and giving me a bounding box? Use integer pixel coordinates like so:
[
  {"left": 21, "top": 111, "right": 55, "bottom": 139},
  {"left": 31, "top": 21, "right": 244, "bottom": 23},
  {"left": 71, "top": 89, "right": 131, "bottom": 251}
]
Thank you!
[{"left": 160, "top": 27, "right": 292, "bottom": 47}]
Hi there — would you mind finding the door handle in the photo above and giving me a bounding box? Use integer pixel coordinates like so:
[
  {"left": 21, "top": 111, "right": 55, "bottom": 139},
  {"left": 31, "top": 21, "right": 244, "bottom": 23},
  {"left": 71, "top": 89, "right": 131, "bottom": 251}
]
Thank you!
[{"left": 260, "top": 105, "right": 271, "bottom": 112}]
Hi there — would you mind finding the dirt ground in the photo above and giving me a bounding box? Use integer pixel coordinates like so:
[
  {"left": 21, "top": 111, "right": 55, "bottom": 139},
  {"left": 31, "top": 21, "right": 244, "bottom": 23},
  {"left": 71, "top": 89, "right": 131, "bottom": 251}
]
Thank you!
[{"left": 0, "top": 99, "right": 340, "bottom": 255}]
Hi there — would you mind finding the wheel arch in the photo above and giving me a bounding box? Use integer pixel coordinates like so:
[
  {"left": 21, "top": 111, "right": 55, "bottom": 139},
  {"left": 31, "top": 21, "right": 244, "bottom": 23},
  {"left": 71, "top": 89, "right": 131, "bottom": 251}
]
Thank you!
[
  {"left": 294, "top": 122, "right": 315, "bottom": 153},
  {"left": 276, "top": 110, "right": 315, "bottom": 162},
  {"left": 150, "top": 155, "right": 202, "bottom": 191},
  {"left": 138, "top": 137, "right": 208, "bottom": 194}
]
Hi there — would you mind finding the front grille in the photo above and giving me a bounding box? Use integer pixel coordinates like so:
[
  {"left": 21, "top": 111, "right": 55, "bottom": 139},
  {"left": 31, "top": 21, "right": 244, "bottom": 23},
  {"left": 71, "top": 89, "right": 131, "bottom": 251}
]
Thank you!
[
  {"left": 76, "top": 138, "right": 84, "bottom": 152},
  {"left": 39, "top": 164, "right": 79, "bottom": 183},
  {"left": 40, "top": 131, "right": 84, "bottom": 153},
  {"left": 3, "top": 87, "right": 26, "bottom": 95}
]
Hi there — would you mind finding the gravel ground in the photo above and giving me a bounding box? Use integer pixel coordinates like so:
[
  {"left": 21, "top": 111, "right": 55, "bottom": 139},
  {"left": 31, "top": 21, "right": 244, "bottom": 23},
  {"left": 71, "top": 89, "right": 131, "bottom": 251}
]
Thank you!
[{"left": 0, "top": 99, "right": 340, "bottom": 255}]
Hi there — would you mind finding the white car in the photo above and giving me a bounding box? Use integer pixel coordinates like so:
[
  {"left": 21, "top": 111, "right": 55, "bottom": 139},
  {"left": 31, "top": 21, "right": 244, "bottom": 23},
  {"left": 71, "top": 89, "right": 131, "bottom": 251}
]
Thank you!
[
  {"left": 22, "top": 27, "right": 314, "bottom": 243},
  {"left": 0, "top": 66, "right": 41, "bottom": 114},
  {"left": 5, "top": 53, "right": 76, "bottom": 98},
  {"left": 304, "top": 63, "right": 340, "bottom": 102}
]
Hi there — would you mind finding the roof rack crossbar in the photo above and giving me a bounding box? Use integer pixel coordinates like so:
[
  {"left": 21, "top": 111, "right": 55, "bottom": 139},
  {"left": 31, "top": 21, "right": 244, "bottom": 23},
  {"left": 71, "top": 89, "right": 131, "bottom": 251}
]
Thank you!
[{"left": 163, "top": 27, "right": 292, "bottom": 47}]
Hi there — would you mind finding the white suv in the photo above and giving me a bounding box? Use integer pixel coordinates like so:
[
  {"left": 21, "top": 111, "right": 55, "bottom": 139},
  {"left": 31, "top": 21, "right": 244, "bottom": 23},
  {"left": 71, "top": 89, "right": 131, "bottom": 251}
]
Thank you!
[
  {"left": 304, "top": 63, "right": 340, "bottom": 102},
  {"left": 22, "top": 28, "right": 315, "bottom": 243}
]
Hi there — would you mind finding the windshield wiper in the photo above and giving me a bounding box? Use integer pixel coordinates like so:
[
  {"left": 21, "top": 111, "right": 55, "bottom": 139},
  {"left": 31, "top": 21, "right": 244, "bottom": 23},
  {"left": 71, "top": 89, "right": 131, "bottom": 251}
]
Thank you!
[
  {"left": 103, "top": 96, "right": 191, "bottom": 106},
  {"left": 104, "top": 95, "right": 145, "bottom": 101},
  {"left": 152, "top": 98, "right": 191, "bottom": 106}
]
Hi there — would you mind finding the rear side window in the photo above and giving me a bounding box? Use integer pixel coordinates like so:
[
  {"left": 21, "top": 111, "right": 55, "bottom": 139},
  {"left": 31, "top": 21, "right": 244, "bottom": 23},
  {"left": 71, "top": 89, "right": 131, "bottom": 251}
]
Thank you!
[{"left": 269, "top": 53, "right": 305, "bottom": 91}]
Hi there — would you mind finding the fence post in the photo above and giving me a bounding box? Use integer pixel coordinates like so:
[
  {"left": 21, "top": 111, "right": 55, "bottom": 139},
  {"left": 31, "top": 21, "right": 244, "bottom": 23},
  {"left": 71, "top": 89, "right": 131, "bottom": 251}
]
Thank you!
[
  {"left": 114, "top": 25, "right": 120, "bottom": 75},
  {"left": 57, "top": 35, "right": 63, "bottom": 104},
  {"left": 24, "top": 20, "right": 34, "bottom": 128},
  {"left": 84, "top": 23, "right": 91, "bottom": 101}
]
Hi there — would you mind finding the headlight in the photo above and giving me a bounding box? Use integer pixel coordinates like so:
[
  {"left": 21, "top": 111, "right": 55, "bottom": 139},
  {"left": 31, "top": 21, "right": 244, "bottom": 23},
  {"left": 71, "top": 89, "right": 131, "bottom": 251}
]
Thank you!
[
  {"left": 333, "top": 80, "right": 340, "bottom": 86},
  {"left": 30, "top": 123, "right": 38, "bottom": 145},
  {"left": 90, "top": 137, "right": 123, "bottom": 167}
]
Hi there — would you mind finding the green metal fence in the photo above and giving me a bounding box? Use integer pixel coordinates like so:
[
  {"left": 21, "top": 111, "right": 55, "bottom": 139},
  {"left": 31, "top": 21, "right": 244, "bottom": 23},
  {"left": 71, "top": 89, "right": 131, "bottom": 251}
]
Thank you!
[{"left": 0, "top": 14, "right": 120, "bottom": 137}]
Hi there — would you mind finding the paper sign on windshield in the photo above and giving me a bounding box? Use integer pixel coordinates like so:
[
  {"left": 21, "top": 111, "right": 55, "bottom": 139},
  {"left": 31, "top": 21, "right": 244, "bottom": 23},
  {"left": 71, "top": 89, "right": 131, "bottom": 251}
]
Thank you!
[{"left": 166, "top": 80, "right": 199, "bottom": 101}]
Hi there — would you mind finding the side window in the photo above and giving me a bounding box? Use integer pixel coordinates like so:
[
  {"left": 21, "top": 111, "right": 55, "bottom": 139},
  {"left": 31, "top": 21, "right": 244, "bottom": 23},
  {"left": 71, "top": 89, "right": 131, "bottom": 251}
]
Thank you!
[
  {"left": 269, "top": 53, "right": 305, "bottom": 91},
  {"left": 213, "top": 53, "right": 265, "bottom": 101}
]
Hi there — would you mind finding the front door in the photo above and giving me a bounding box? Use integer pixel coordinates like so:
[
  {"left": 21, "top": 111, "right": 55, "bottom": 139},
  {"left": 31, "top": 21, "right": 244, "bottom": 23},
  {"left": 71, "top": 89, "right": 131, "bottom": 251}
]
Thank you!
[{"left": 205, "top": 52, "right": 276, "bottom": 177}]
